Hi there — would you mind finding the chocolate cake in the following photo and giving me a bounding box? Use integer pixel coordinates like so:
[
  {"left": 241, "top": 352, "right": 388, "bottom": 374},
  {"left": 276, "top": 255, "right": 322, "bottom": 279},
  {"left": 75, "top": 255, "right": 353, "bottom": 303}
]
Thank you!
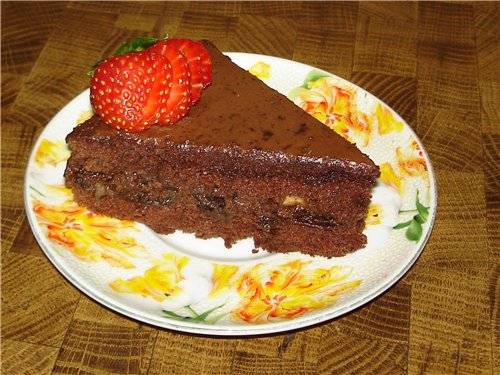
[{"left": 64, "top": 40, "right": 380, "bottom": 257}]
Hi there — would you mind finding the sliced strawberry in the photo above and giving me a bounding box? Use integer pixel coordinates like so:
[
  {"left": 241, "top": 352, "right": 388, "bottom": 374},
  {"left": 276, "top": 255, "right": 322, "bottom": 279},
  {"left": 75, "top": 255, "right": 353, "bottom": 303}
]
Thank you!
[
  {"left": 193, "top": 42, "right": 212, "bottom": 88},
  {"left": 90, "top": 51, "right": 172, "bottom": 132},
  {"left": 163, "top": 38, "right": 204, "bottom": 105},
  {"left": 148, "top": 41, "right": 191, "bottom": 125}
]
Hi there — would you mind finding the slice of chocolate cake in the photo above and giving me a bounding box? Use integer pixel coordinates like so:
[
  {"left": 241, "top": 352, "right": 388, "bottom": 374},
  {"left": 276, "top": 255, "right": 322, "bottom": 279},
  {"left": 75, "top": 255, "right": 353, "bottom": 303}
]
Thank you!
[{"left": 64, "top": 40, "right": 380, "bottom": 257}]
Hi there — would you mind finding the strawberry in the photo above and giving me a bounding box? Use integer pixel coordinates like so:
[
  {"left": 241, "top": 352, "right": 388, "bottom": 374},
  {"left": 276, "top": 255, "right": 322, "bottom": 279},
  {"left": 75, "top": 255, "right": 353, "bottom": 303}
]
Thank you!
[
  {"left": 148, "top": 41, "right": 192, "bottom": 124},
  {"left": 89, "top": 36, "right": 213, "bottom": 130},
  {"left": 90, "top": 51, "right": 172, "bottom": 132},
  {"left": 161, "top": 38, "right": 205, "bottom": 105}
]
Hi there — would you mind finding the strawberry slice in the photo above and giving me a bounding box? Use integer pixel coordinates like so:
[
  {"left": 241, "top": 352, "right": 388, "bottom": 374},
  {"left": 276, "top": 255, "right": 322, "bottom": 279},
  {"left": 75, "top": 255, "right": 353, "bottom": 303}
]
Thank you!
[
  {"left": 194, "top": 42, "right": 212, "bottom": 88},
  {"left": 161, "top": 38, "right": 205, "bottom": 105},
  {"left": 148, "top": 41, "right": 192, "bottom": 125},
  {"left": 90, "top": 51, "right": 172, "bottom": 132}
]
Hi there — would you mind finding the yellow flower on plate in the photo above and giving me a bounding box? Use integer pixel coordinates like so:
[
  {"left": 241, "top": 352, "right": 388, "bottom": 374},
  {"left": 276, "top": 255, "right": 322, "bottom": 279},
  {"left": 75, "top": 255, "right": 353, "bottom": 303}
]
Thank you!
[
  {"left": 34, "top": 139, "right": 70, "bottom": 167},
  {"left": 379, "top": 162, "right": 402, "bottom": 194},
  {"left": 110, "top": 259, "right": 237, "bottom": 302},
  {"left": 248, "top": 62, "right": 270, "bottom": 79},
  {"left": 210, "top": 264, "right": 239, "bottom": 297},
  {"left": 77, "top": 110, "right": 94, "bottom": 125},
  {"left": 365, "top": 204, "right": 382, "bottom": 226},
  {"left": 330, "top": 109, "right": 372, "bottom": 146},
  {"left": 301, "top": 78, "right": 355, "bottom": 125},
  {"left": 396, "top": 139, "right": 428, "bottom": 178},
  {"left": 33, "top": 199, "right": 145, "bottom": 268},
  {"left": 375, "top": 103, "right": 404, "bottom": 135},
  {"left": 294, "top": 77, "right": 372, "bottom": 145},
  {"left": 110, "top": 253, "right": 189, "bottom": 301},
  {"left": 379, "top": 138, "right": 428, "bottom": 196},
  {"left": 233, "top": 260, "right": 360, "bottom": 323}
]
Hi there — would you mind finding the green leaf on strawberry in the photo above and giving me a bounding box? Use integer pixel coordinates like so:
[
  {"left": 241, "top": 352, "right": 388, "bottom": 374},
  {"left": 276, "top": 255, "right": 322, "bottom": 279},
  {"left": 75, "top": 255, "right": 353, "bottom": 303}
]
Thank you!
[
  {"left": 117, "top": 36, "right": 162, "bottom": 54},
  {"left": 88, "top": 35, "right": 169, "bottom": 77}
]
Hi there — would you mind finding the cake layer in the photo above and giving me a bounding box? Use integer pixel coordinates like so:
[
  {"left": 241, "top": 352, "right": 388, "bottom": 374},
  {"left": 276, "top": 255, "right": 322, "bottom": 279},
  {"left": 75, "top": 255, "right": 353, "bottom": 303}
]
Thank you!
[{"left": 65, "top": 171, "right": 370, "bottom": 256}]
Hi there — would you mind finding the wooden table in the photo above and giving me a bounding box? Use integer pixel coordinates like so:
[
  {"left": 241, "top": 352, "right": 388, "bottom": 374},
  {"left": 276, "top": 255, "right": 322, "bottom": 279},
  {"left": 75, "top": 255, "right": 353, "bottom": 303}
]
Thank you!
[{"left": 2, "top": 2, "right": 498, "bottom": 374}]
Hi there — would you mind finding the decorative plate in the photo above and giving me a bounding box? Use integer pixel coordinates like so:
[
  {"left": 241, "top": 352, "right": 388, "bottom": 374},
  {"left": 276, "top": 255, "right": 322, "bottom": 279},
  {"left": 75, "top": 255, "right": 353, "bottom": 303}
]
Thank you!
[{"left": 24, "top": 53, "right": 436, "bottom": 336}]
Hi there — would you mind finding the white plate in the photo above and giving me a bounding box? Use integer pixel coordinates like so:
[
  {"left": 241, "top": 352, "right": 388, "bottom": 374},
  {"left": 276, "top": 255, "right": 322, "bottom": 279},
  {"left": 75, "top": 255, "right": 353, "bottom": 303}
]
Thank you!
[{"left": 24, "top": 53, "right": 436, "bottom": 336}]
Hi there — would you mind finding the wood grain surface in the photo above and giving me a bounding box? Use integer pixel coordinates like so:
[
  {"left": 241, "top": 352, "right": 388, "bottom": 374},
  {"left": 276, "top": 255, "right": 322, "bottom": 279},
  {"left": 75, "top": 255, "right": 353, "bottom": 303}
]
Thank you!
[{"left": 1, "top": 1, "right": 499, "bottom": 374}]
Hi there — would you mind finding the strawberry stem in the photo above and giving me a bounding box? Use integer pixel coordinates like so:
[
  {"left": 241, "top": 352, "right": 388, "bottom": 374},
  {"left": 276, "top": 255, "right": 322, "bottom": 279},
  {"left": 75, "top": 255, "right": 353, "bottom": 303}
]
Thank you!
[
  {"left": 116, "top": 36, "right": 161, "bottom": 55},
  {"left": 87, "top": 34, "right": 170, "bottom": 77}
]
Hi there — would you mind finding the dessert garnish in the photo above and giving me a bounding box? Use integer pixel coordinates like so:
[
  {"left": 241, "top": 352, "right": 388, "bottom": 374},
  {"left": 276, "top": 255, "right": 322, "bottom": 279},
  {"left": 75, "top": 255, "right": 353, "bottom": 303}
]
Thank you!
[{"left": 88, "top": 37, "right": 212, "bottom": 132}]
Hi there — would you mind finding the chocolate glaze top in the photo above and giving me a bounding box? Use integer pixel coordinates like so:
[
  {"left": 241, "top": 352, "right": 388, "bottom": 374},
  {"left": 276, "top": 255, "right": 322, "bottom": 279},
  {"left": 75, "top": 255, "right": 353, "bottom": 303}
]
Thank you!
[{"left": 69, "top": 40, "right": 379, "bottom": 181}]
